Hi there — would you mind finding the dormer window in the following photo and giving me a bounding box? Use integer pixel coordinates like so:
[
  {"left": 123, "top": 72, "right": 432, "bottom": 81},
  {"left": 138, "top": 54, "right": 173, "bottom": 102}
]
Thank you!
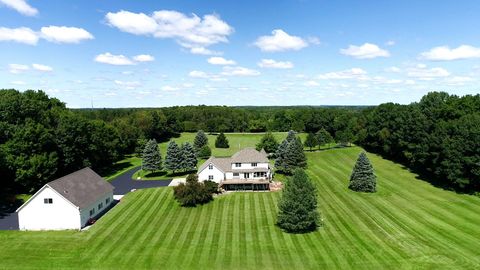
[
  {"left": 251, "top": 163, "right": 257, "bottom": 167},
  {"left": 44, "top": 198, "right": 53, "bottom": 204},
  {"left": 208, "top": 164, "right": 213, "bottom": 170},
  {"left": 235, "top": 163, "right": 241, "bottom": 167}
]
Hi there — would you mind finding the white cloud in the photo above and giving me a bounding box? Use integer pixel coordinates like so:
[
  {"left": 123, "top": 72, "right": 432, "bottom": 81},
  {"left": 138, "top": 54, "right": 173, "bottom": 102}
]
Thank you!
[
  {"left": 304, "top": 80, "right": 320, "bottom": 87},
  {"left": 0, "top": 0, "right": 37, "bottom": 16},
  {"left": 40, "top": 26, "right": 94, "bottom": 44},
  {"left": 161, "top": 85, "right": 179, "bottom": 91},
  {"left": 105, "top": 10, "right": 233, "bottom": 52},
  {"left": 189, "top": 47, "right": 220, "bottom": 55},
  {"left": 114, "top": 80, "right": 142, "bottom": 88},
  {"left": 188, "top": 70, "right": 209, "bottom": 78},
  {"left": 0, "top": 27, "right": 38, "bottom": 45},
  {"left": 406, "top": 65, "right": 450, "bottom": 79},
  {"left": 307, "top": 36, "right": 321, "bottom": 45},
  {"left": 133, "top": 54, "right": 155, "bottom": 62},
  {"left": 254, "top": 29, "right": 308, "bottom": 52},
  {"left": 207, "top": 56, "right": 236, "bottom": 65},
  {"left": 10, "top": 80, "right": 26, "bottom": 85},
  {"left": 318, "top": 68, "right": 367, "bottom": 80},
  {"left": 258, "top": 59, "right": 293, "bottom": 69},
  {"left": 221, "top": 66, "right": 260, "bottom": 76},
  {"left": 385, "top": 66, "right": 401, "bottom": 73},
  {"left": 420, "top": 45, "right": 480, "bottom": 61},
  {"left": 94, "top": 53, "right": 135, "bottom": 65},
  {"left": 8, "top": 63, "right": 29, "bottom": 74},
  {"left": 444, "top": 76, "right": 474, "bottom": 85},
  {"left": 386, "top": 40, "right": 395, "bottom": 46},
  {"left": 340, "top": 43, "right": 390, "bottom": 59},
  {"left": 32, "top": 63, "right": 53, "bottom": 72}
]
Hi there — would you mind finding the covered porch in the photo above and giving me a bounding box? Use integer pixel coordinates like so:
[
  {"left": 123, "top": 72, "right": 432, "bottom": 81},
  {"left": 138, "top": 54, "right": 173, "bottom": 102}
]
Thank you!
[{"left": 221, "top": 179, "right": 270, "bottom": 191}]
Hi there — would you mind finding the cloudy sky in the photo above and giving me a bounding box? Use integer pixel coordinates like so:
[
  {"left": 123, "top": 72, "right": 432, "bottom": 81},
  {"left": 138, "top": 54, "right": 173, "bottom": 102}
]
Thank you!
[{"left": 1, "top": 0, "right": 479, "bottom": 108}]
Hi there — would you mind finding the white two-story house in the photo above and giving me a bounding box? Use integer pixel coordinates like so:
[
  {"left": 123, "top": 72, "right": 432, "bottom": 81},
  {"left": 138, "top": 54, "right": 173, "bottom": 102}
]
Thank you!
[{"left": 198, "top": 148, "right": 272, "bottom": 191}]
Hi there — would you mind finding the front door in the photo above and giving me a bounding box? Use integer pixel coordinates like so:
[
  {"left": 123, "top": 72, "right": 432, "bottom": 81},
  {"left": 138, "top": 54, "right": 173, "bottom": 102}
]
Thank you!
[{"left": 244, "top": 173, "right": 250, "bottom": 179}]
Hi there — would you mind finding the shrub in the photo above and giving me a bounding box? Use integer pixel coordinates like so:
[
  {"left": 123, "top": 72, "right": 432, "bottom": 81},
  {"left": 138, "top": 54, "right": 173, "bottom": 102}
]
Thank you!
[
  {"left": 204, "top": 180, "right": 219, "bottom": 194},
  {"left": 215, "top": 132, "right": 229, "bottom": 148},
  {"left": 256, "top": 132, "right": 279, "bottom": 153},
  {"left": 198, "top": 145, "right": 212, "bottom": 159},
  {"left": 173, "top": 174, "right": 216, "bottom": 207}
]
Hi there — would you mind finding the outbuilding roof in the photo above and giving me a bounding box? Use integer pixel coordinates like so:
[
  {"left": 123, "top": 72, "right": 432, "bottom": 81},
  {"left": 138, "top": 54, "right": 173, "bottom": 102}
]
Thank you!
[{"left": 46, "top": 167, "right": 113, "bottom": 209}]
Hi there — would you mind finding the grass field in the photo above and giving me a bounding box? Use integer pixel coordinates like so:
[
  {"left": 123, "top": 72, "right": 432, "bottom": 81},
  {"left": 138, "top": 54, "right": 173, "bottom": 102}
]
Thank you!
[{"left": 1, "top": 134, "right": 480, "bottom": 269}]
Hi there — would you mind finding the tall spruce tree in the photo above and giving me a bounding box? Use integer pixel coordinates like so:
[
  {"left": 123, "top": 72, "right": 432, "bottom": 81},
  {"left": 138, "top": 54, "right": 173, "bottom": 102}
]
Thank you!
[
  {"left": 194, "top": 130, "right": 209, "bottom": 151},
  {"left": 285, "top": 137, "right": 307, "bottom": 172},
  {"left": 215, "top": 132, "right": 229, "bottom": 148},
  {"left": 274, "top": 139, "right": 289, "bottom": 171},
  {"left": 141, "top": 139, "right": 162, "bottom": 173},
  {"left": 277, "top": 169, "right": 320, "bottom": 233},
  {"left": 285, "top": 130, "right": 296, "bottom": 143},
  {"left": 181, "top": 142, "right": 197, "bottom": 171},
  {"left": 349, "top": 152, "right": 377, "bottom": 193},
  {"left": 165, "top": 141, "right": 182, "bottom": 173},
  {"left": 304, "top": 133, "right": 318, "bottom": 151}
]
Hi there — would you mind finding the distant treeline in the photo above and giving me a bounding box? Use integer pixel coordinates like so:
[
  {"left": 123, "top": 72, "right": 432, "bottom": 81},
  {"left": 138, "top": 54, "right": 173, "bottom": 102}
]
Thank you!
[{"left": 1, "top": 89, "right": 479, "bottom": 194}]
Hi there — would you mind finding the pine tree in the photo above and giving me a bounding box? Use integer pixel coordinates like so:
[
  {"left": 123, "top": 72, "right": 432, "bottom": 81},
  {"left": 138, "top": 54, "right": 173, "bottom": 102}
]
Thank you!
[
  {"left": 197, "top": 145, "right": 212, "bottom": 159},
  {"left": 194, "top": 130, "right": 209, "bottom": 151},
  {"left": 256, "top": 132, "right": 279, "bottom": 153},
  {"left": 284, "top": 137, "right": 307, "bottom": 172},
  {"left": 316, "top": 128, "right": 333, "bottom": 150},
  {"left": 349, "top": 152, "right": 377, "bottom": 193},
  {"left": 277, "top": 169, "right": 320, "bottom": 233},
  {"left": 304, "top": 133, "right": 318, "bottom": 151},
  {"left": 181, "top": 142, "right": 197, "bottom": 171},
  {"left": 215, "top": 132, "right": 229, "bottom": 148},
  {"left": 165, "top": 141, "right": 182, "bottom": 173},
  {"left": 141, "top": 139, "right": 162, "bottom": 173},
  {"left": 285, "top": 130, "right": 296, "bottom": 143},
  {"left": 274, "top": 139, "right": 289, "bottom": 171}
]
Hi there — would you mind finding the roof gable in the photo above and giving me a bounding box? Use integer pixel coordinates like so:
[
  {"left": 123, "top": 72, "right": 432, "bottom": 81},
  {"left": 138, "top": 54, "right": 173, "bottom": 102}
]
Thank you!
[
  {"left": 198, "top": 157, "right": 231, "bottom": 173},
  {"left": 231, "top": 148, "right": 269, "bottom": 163}
]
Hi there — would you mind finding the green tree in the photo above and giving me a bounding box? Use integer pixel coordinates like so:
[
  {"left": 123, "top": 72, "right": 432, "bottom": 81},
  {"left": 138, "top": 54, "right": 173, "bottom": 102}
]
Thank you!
[
  {"left": 165, "top": 141, "right": 182, "bottom": 173},
  {"left": 194, "top": 130, "right": 209, "bottom": 151},
  {"left": 134, "top": 138, "right": 147, "bottom": 157},
  {"left": 349, "top": 152, "right": 377, "bottom": 193},
  {"left": 141, "top": 139, "right": 162, "bottom": 173},
  {"left": 256, "top": 132, "right": 279, "bottom": 153},
  {"left": 335, "top": 129, "right": 354, "bottom": 146},
  {"left": 173, "top": 174, "right": 215, "bottom": 207},
  {"left": 285, "top": 137, "right": 307, "bottom": 172},
  {"left": 316, "top": 128, "right": 333, "bottom": 150},
  {"left": 198, "top": 145, "right": 212, "bottom": 159},
  {"left": 277, "top": 169, "right": 320, "bottom": 233},
  {"left": 285, "top": 130, "right": 296, "bottom": 143},
  {"left": 180, "top": 142, "right": 197, "bottom": 171},
  {"left": 215, "top": 132, "right": 229, "bottom": 148},
  {"left": 304, "top": 133, "right": 318, "bottom": 151},
  {"left": 274, "top": 139, "right": 289, "bottom": 171}
]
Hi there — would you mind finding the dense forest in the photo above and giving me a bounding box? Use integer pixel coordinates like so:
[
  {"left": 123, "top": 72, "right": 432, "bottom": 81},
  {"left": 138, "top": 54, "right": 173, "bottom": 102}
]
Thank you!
[{"left": 1, "top": 89, "right": 479, "bottom": 194}]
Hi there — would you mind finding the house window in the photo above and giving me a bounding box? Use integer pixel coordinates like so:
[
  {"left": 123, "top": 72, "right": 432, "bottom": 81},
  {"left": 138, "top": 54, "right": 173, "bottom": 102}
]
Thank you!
[
  {"left": 208, "top": 175, "right": 214, "bottom": 180},
  {"left": 235, "top": 163, "right": 241, "bottom": 167},
  {"left": 44, "top": 198, "right": 53, "bottom": 204},
  {"left": 251, "top": 163, "right": 257, "bottom": 167},
  {"left": 89, "top": 209, "right": 95, "bottom": 216},
  {"left": 98, "top": 203, "right": 103, "bottom": 210},
  {"left": 208, "top": 164, "right": 213, "bottom": 170},
  {"left": 106, "top": 198, "right": 110, "bottom": 204},
  {"left": 233, "top": 173, "right": 239, "bottom": 177}
]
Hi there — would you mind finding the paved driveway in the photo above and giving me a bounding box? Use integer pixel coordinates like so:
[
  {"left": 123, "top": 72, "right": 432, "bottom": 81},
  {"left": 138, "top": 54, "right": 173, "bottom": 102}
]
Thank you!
[
  {"left": 110, "top": 167, "right": 172, "bottom": 195},
  {"left": 0, "top": 167, "right": 171, "bottom": 230}
]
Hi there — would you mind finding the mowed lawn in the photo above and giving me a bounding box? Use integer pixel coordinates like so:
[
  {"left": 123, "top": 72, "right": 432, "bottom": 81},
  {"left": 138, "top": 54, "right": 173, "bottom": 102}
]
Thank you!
[{"left": 2, "top": 147, "right": 480, "bottom": 269}]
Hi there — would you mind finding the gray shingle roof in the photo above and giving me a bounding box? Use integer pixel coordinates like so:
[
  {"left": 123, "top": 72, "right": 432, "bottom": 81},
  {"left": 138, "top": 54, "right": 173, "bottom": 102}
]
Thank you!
[
  {"left": 47, "top": 167, "right": 114, "bottom": 209},
  {"left": 198, "top": 157, "right": 232, "bottom": 172},
  {"left": 231, "top": 147, "right": 269, "bottom": 163}
]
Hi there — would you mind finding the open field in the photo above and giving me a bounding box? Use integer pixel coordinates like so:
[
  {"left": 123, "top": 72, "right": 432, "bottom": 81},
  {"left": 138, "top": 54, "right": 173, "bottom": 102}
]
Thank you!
[{"left": 1, "top": 142, "right": 480, "bottom": 269}]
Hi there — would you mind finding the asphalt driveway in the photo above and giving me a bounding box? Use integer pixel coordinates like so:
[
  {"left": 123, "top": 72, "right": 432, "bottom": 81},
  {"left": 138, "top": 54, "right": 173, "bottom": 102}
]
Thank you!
[{"left": 0, "top": 167, "right": 171, "bottom": 230}]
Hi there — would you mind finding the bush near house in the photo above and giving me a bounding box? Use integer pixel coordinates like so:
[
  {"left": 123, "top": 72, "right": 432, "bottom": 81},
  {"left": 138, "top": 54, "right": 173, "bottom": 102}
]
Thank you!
[{"left": 173, "top": 174, "right": 218, "bottom": 207}]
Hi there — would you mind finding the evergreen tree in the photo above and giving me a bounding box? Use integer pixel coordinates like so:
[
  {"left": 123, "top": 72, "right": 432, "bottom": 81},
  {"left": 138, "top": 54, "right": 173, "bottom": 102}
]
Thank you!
[
  {"left": 256, "top": 132, "right": 279, "bottom": 153},
  {"left": 215, "top": 132, "right": 229, "bottom": 148},
  {"left": 349, "top": 152, "right": 377, "bottom": 193},
  {"left": 277, "top": 169, "right": 320, "bottom": 233},
  {"left": 304, "top": 133, "right": 318, "bottom": 151},
  {"left": 274, "top": 139, "right": 289, "bottom": 171},
  {"left": 165, "top": 141, "right": 182, "bottom": 173},
  {"left": 194, "top": 130, "right": 209, "bottom": 151},
  {"left": 285, "top": 137, "right": 307, "bottom": 172},
  {"left": 285, "top": 130, "right": 296, "bottom": 143},
  {"left": 181, "top": 142, "right": 197, "bottom": 171},
  {"left": 141, "top": 139, "right": 162, "bottom": 173},
  {"left": 316, "top": 128, "right": 333, "bottom": 150},
  {"left": 197, "top": 145, "right": 212, "bottom": 159}
]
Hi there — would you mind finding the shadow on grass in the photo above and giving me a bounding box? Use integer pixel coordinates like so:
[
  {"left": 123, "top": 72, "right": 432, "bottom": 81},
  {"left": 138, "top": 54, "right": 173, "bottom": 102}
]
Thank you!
[
  {"left": 98, "top": 160, "right": 134, "bottom": 177},
  {"left": 0, "top": 193, "right": 23, "bottom": 218},
  {"left": 144, "top": 171, "right": 168, "bottom": 178}
]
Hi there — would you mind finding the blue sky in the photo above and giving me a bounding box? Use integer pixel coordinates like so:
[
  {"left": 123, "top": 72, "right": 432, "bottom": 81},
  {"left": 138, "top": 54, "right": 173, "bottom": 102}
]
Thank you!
[{"left": 1, "top": 0, "right": 479, "bottom": 108}]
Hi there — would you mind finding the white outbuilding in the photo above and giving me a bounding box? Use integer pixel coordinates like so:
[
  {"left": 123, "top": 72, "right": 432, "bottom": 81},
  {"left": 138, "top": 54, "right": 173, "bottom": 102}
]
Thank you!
[{"left": 16, "top": 167, "right": 114, "bottom": 231}]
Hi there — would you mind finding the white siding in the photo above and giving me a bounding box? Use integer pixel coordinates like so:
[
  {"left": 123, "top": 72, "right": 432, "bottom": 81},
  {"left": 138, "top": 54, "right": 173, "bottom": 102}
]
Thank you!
[
  {"left": 230, "top": 162, "right": 269, "bottom": 170},
  {"left": 18, "top": 187, "right": 80, "bottom": 231},
  {"left": 198, "top": 163, "right": 225, "bottom": 183},
  {"left": 79, "top": 192, "right": 114, "bottom": 227}
]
